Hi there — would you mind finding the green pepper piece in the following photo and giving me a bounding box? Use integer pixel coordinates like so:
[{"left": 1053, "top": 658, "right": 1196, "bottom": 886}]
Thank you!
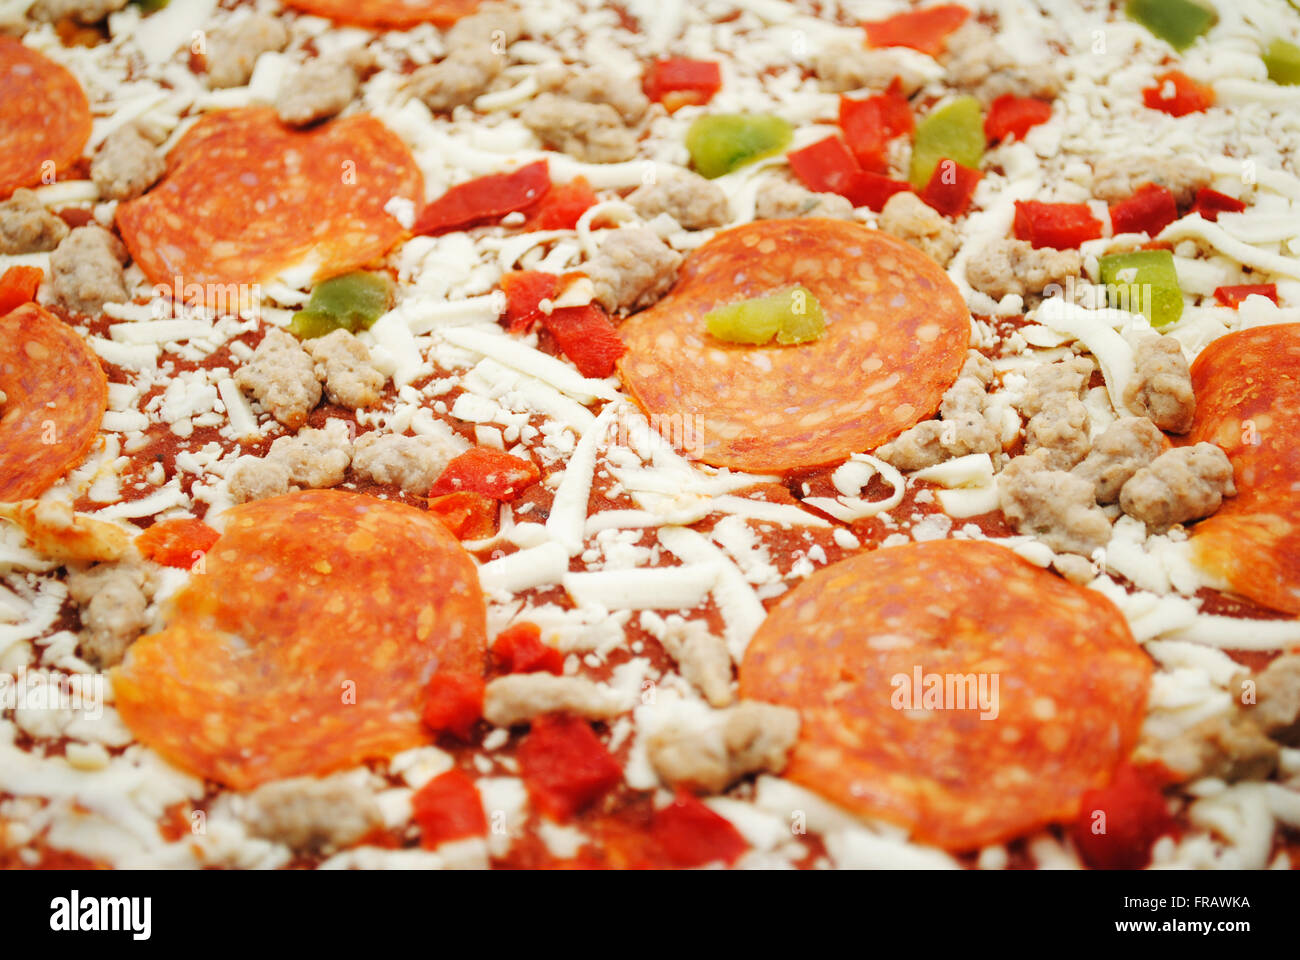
[
  {"left": 1263, "top": 38, "right": 1300, "bottom": 86},
  {"left": 685, "top": 114, "right": 793, "bottom": 180},
  {"left": 909, "top": 97, "right": 984, "bottom": 189},
  {"left": 705, "top": 285, "right": 826, "bottom": 345},
  {"left": 288, "top": 271, "right": 393, "bottom": 339},
  {"left": 1098, "top": 250, "right": 1184, "bottom": 328},
  {"left": 1124, "top": 0, "right": 1217, "bottom": 51},
  {"left": 133, "top": 0, "right": 170, "bottom": 11}
]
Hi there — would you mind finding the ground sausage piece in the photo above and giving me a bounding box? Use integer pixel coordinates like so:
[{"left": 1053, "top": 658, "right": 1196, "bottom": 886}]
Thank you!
[
  {"left": 877, "top": 351, "right": 998, "bottom": 470},
  {"left": 646, "top": 701, "right": 800, "bottom": 794},
  {"left": 520, "top": 94, "right": 638, "bottom": 164},
  {"left": 29, "top": 0, "right": 125, "bottom": 23},
  {"left": 754, "top": 178, "right": 855, "bottom": 221},
  {"left": 351, "top": 431, "right": 465, "bottom": 495},
  {"left": 585, "top": 227, "right": 682, "bottom": 312},
  {"left": 1124, "top": 333, "right": 1195, "bottom": 434},
  {"left": 657, "top": 618, "right": 734, "bottom": 708},
  {"left": 445, "top": 0, "right": 525, "bottom": 47},
  {"left": 304, "top": 329, "right": 385, "bottom": 409},
  {"left": 65, "top": 561, "right": 154, "bottom": 668},
  {"left": 204, "top": 13, "right": 289, "bottom": 90},
  {"left": 1091, "top": 156, "right": 1212, "bottom": 207},
  {"left": 627, "top": 169, "right": 730, "bottom": 230},
  {"left": 234, "top": 328, "right": 322, "bottom": 430},
  {"left": 536, "top": 63, "right": 649, "bottom": 124},
  {"left": 811, "top": 40, "right": 928, "bottom": 96},
  {"left": 227, "top": 456, "right": 292, "bottom": 504},
  {"left": 0, "top": 188, "right": 67, "bottom": 254},
  {"left": 482, "top": 674, "right": 623, "bottom": 726},
  {"left": 1071, "top": 416, "right": 1165, "bottom": 503},
  {"left": 966, "top": 238, "right": 1082, "bottom": 301},
  {"left": 1019, "top": 355, "right": 1093, "bottom": 470},
  {"left": 90, "top": 123, "right": 165, "bottom": 202},
  {"left": 1253, "top": 655, "right": 1300, "bottom": 745},
  {"left": 227, "top": 420, "right": 354, "bottom": 502},
  {"left": 276, "top": 55, "right": 362, "bottom": 127},
  {"left": 408, "top": 47, "right": 503, "bottom": 113},
  {"left": 238, "top": 774, "right": 382, "bottom": 852},
  {"left": 49, "top": 225, "right": 128, "bottom": 316},
  {"left": 942, "top": 21, "right": 1062, "bottom": 104},
  {"left": 998, "top": 451, "right": 1113, "bottom": 556},
  {"left": 878, "top": 192, "right": 959, "bottom": 266},
  {"left": 1119, "top": 443, "right": 1236, "bottom": 529},
  {"left": 1020, "top": 356, "right": 1094, "bottom": 417},
  {"left": 1144, "top": 709, "right": 1279, "bottom": 783}
]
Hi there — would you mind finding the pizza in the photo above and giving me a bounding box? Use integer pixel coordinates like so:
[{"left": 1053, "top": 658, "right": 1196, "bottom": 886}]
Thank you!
[{"left": 1, "top": 0, "right": 1298, "bottom": 872}]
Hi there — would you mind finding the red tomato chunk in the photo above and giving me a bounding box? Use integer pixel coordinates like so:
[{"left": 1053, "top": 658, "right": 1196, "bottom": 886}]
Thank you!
[
  {"left": 427, "top": 492, "right": 498, "bottom": 540},
  {"left": 543, "top": 302, "right": 626, "bottom": 378},
  {"left": 650, "top": 790, "right": 750, "bottom": 868},
  {"left": 430, "top": 448, "right": 541, "bottom": 501},
  {"left": 919, "top": 159, "right": 982, "bottom": 218},
  {"left": 493, "top": 622, "right": 565, "bottom": 675},
  {"left": 518, "top": 714, "right": 623, "bottom": 821},
  {"left": 422, "top": 672, "right": 484, "bottom": 741},
  {"left": 413, "top": 769, "right": 488, "bottom": 848},
  {"left": 1071, "top": 764, "right": 1176, "bottom": 870},
  {"left": 1142, "top": 70, "right": 1215, "bottom": 117}
]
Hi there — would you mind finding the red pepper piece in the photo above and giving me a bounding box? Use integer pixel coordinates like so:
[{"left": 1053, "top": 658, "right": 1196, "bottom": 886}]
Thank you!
[
  {"left": 0, "top": 265, "right": 43, "bottom": 317},
  {"left": 412, "top": 769, "right": 488, "bottom": 848},
  {"left": 1013, "top": 199, "right": 1104, "bottom": 249},
  {"left": 1142, "top": 70, "right": 1215, "bottom": 117},
  {"left": 1109, "top": 183, "right": 1178, "bottom": 237},
  {"left": 644, "top": 58, "right": 722, "bottom": 111},
  {"left": 518, "top": 714, "right": 623, "bottom": 820},
  {"left": 839, "top": 82, "right": 914, "bottom": 173},
  {"left": 493, "top": 622, "right": 564, "bottom": 675},
  {"left": 1071, "top": 764, "right": 1176, "bottom": 870},
  {"left": 521, "top": 176, "right": 598, "bottom": 231},
  {"left": 1213, "top": 284, "right": 1278, "bottom": 308},
  {"left": 918, "top": 158, "right": 982, "bottom": 217},
  {"left": 422, "top": 672, "right": 485, "bottom": 741},
  {"left": 134, "top": 518, "right": 221, "bottom": 570},
  {"left": 426, "top": 492, "right": 499, "bottom": 540},
  {"left": 543, "top": 302, "right": 626, "bottom": 378},
  {"left": 1190, "top": 188, "right": 1246, "bottom": 222},
  {"left": 863, "top": 4, "right": 971, "bottom": 56},
  {"left": 650, "top": 789, "right": 750, "bottom": 868},
  {"left": 500, "top": 270, "right": 559, "bottom": 333},
  {"left": 430, "top": 448, "right": 541, "bottom": 501},
  {"left": 983, "top": 94, "right": 1053, "bottom": 144},
  {"left": 787, "top": 136, "right": 911, "bottom": 211},
  {"left": 414, "top": 160, "right": 551, "bottom": 235}
]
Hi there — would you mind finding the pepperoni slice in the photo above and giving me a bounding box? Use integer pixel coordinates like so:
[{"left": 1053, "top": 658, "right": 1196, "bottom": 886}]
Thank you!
[
  {"left": 116, "top": 108, "right": 422, "bottom": 303},
  {"left": 112, "top": 491, "right": 487, "bottom": 790},
  {"left": 283, "top": 0, "right": 479, "bottom": 28},
  {"left": 616, "top": 219, "right": 970, "bottom": 472},
  {"left": 0, "top": 304, "right": 106, "bottom": 501},
  {"left": 1186, "top": 324, "right": 1300, "bottom": 614},
  {"left": 0, "top": 37, "right": 91, "bottom": 199},
  {"left": 739, "top": 540, "right": 1152, "bottom": 851}
]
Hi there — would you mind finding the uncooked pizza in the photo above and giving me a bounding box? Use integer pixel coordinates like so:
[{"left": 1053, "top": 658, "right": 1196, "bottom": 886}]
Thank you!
[{"left": 1, "top": 0, "right": 1299, "bottom": 871}]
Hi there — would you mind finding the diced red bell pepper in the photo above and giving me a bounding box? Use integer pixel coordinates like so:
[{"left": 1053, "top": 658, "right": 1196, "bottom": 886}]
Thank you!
[
  {"left": 838, "top": 83, "right": 913, "bottom": 173},
  {"left": 500, "top": 270, "right": 559, "bottom": 333},
  {"left": 1142, "top": 70, "right": 1215, "bottom": 118},
  {"left": 919, "top": 158, "right": 982, "bottom": 218},
  {"left": 414, "top": 160, "right": 551, "bottom": 236},
  {"left": 1190, "top": 188, "right": 1246, "bottom": 222},
  {"left": 1108, "top": 183, "right": 1178, "bottom": 237},
  {"left": 427, "top": 492, "right": 498, "bottom": 540},
  {"left": 650, "top": 790, "right": 749, "bottom": 868},
  {"left": 134, "top": 518, "right": 221, "bottom": 569},
  {"left": 543, "top": 302, "right": 626, "bottom": 378},
  {"left": 430, "top": 448, "right": 541, "bottom": 501},
  {"left": 0, "top": 265, "right": 43, "bottom": 317},
  {"left": 984, "top": 94, "right": 1053, "bottom": 144},
  {"left": 422, "top": 672, "right": 485, "bottom": 741},
  {"left": 643, "top": 58, "right": 722, "bottom": 112},
  {"left": 1071, "top": 764, "right": 1176, "bottom": 870},
  {"left": 493, "top": 621, "right": 564, "bottom": 675},
  {"left": 1214, "top": 283, "right": 1279, "bottom": 308},
  {"left": 518, "top": 714, "right": 623, "bottom": 821},
  {"left": 412, "top": 769, "right": 488, "bottom": 849},
  {"left": 1013, "top": 200, "right": 1104, "bottom": 249},
  {"left": 521, "top": 176, "right": 598, "bottom": 231},
  {"left": 863, "top": 4, "right": 971, "bottom": 56},
  {"left": 787, "top": 136, "right": 911, "bottom": 211}
]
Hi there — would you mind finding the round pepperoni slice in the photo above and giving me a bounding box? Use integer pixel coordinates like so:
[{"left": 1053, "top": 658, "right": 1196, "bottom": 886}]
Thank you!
[
  {"left": 1186, "top": 323, "right": 1300, "bottom": 614},
  {"left": 112, "top": 491, "right": 487, "bottom": 790},
  {"left": 616, "top": 219, "right": 970, "bottom": 472},
  {"left": 740, "top": 539, "right": 1152, "bottom": 851},
  {"left": 284, "top": 0, "right": 479, "bottom": 28},
  {"left": 116, "top": 108, "right": 422, "bottom": 303},
  {"left": 0, "top": 303, "right": 106, "bottom": 501},
  {"left": 0, "top": 37, "right": 91, "bottom": 199}
]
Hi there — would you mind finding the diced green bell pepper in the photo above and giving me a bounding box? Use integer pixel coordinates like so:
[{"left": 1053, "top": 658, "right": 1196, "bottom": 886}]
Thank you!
[
  {"left": 909, "top": 96, "right": 984, "bottom": 189},
  {"left": 1263, "top": 38, "right": 1300, "bottom": 86},
  {"left": 289, "top": 271, "right": 393, "bottom": 339},
  {"left": 685, "top": 114, "right": 793, "bottom": 180},
  {"left": 705, "top": 285, "right": 826, "bottom": 345},
  {"left": 1124, "top": 0, "right": 1217, "bottom": 51},
  {"left": 1098, "top": 250, "right": 1184, "bottom": 328}
]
